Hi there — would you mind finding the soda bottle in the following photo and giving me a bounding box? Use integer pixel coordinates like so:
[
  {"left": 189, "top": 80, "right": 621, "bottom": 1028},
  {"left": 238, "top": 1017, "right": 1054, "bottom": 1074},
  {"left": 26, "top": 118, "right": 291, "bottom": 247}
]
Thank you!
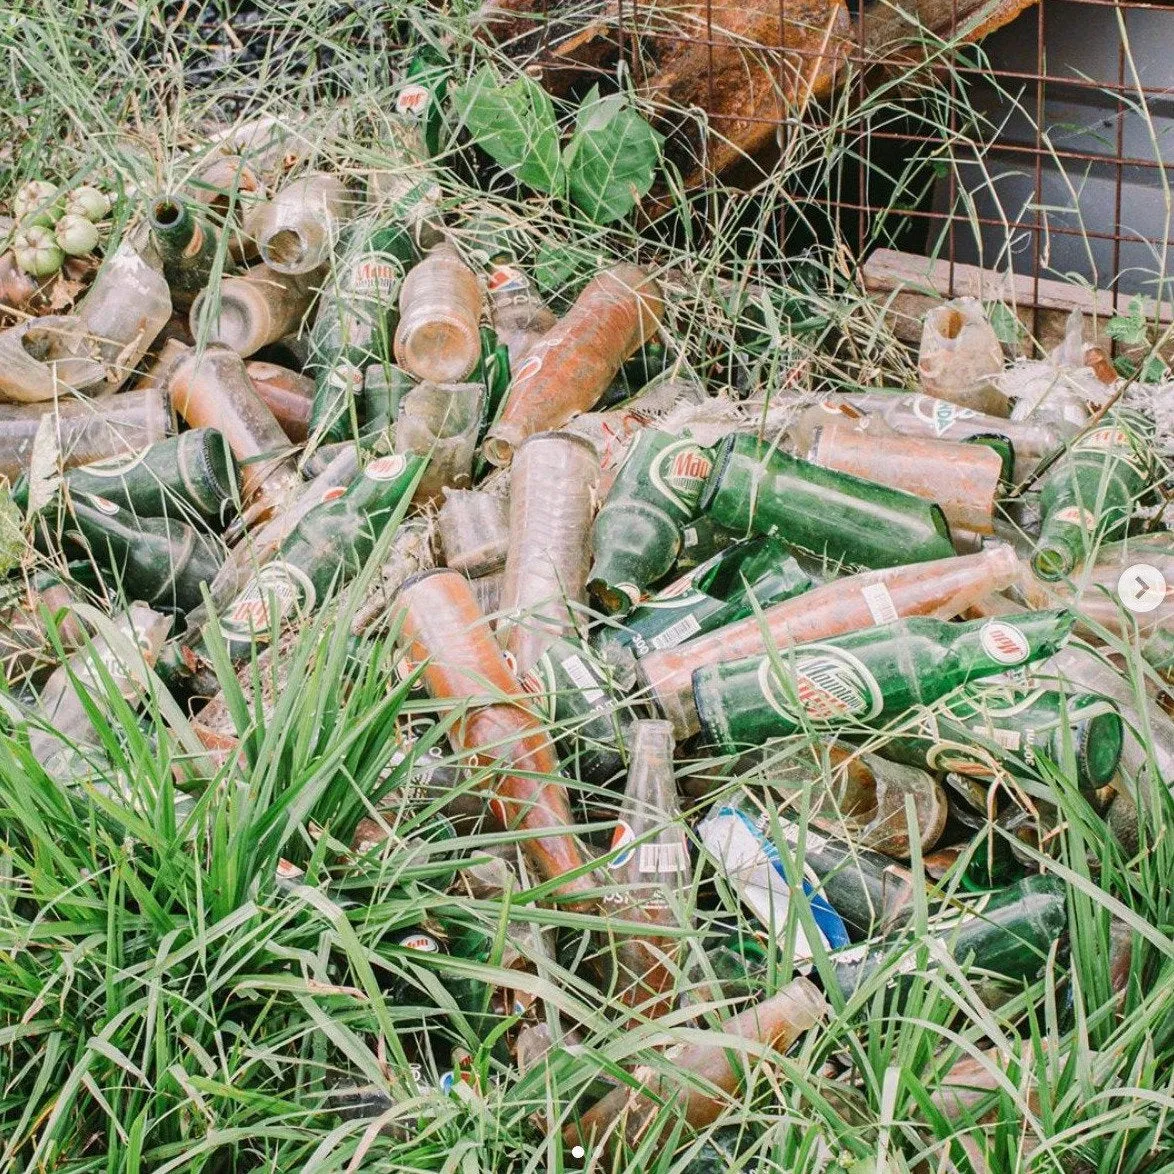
[
  {"left": 348, "top": 516, "right": 436, "bottom": 638},
  {"left": 361, "top": 363, "right": 416, "bottom": 439},
  {"left": 393, "top": 568, "right": 597, "bottom": 906},
  {"left": 499, "top": 432, "right": 599, "bottom": 676},
  {"left": 483, "top": 265, "right": 664, "bottom": 467},
  {"left": 0, "top": 388, "right": 170, "bottom": 485},
  {"left": 305, "top": 220, "right": 416, "bottom": 443},
  {"left": 564, "top": 977, "right": 826, "bottom": 1154},
  {"left": 189, "top": 263, "right": 318, "bottom": 357},
  {"left": 640, "top": 545, "right": 1023, "bottom": 739},
  {"left": 168, "top": 345, "right": 304, "bottom": 524},
  {"left": 693, "top": 610, "right": 1076, "bottom": 753},
  {"left": 394, "top": 381, "right": 485, "bottom": 508},
  {"left": 834, "top": 391, "right": 1065, "bottom": 482},
  {"left": 14, "top": 429, "right": 238, "bottom": 529},
  {"left": 147, "top": 195, "right": 219, "bottom": 309},
  {"left": 592, "top": 537, "right": 813, "bottom": 676},
  {"left": 0, "top": 314, "right": 105, "bottom": 401},
  {"left": 393, "top": 243, "right": 484, "bottom": 384},
  {"left": 246, "top": 172, "right": 354, "bottom": 275},
  {"left": 794, "top": 414, "right": 1005, "bottom": 536},
  {"left": 25, "top": 603, "right": 172, "bottom": 780},
  {"left": 674, "top": 514, "right": 739, "bottom": 574},
  {"left": 74, "top": 241, "right": 173, "bottom": 391},
  {"left": 701, "top": 433, "right": 956, "bottom": 572},
  {"left": 882, "top": 681, "right": 1124, "bottom": 797},
  {"left": 918, "top": 298, "right": 1009, "bottom": 416},
  {"left": 844, "top": 753, "right": 949, "bottom": 859},
  {"left": 485, "top": 257, "right": 556, "bottom": 367},
  {"left": 209, "top": 453, "right": 422, "bottom": 660},
  {"left": 598, "top": 720, "right": 691, "bottom": 1017},
  {"left": 587, "top": 429, "right": 713, "bottom": 616},
  {"left": 56, "top": 493, "right": 222, "bottom": 615},
  {"left": 521, "top": 634, "right": 642, "bottom": 785},
  {"left": 437, "top": 487, "right": 509, "bottom": 578},
  {"left": 829, "top": 874, "right": 1067, "bottom": 1002},
  {"left": 1032, "top": 408, "right": 1157, "bottom": 580},
  {"left": 245, "top": 360, "right": 315, "bottom": 444}
]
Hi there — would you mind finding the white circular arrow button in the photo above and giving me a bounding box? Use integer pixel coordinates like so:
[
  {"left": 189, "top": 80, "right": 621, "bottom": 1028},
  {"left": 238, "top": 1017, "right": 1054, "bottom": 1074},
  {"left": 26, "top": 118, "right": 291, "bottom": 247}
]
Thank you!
[{"left": 1117, "top": 563, "right": 1167, "bottom": 614}]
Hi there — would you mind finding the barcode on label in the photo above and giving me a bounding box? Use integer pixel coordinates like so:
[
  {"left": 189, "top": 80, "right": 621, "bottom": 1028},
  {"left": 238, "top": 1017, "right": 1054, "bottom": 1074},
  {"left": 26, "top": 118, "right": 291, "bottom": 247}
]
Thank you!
[
  {"left": 650, "top": 614, "right": 702, "bottom": 651},
  {"left": 861, "top": 582, "right": 899, "bottom": 626},
  {"left": 989, "top": 726, "right": 1021, "bottom": 751},
  {"left": 639, "top": 841, "right": 689, "bottom": 874},
  {"left": 561, "top": 654, "right": 605, "bottom": 706}
]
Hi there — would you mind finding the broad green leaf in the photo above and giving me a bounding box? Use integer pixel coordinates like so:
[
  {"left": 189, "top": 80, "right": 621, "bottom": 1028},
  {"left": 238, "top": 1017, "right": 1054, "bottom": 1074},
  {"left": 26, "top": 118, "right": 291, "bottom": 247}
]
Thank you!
[
  {"left": 450, "top": 65, "right": 563, "bottom": 194},
  {"left": 987, "top": 302, "right": 1025, "bottom": 349},
  {"left": 564, "top": 86, "right": 663, "bottom": 224},
  {"left": 1104, "top": 296, "right": 1148, "bottom": 346}
]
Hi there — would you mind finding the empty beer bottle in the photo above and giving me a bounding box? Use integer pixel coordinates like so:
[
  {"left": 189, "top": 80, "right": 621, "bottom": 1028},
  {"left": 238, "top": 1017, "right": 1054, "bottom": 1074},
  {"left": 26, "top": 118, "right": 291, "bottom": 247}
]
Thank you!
[
  {"left": 521, "top": 635, "right": 642, "bottom": 785},
  {"left": 1032, "top": 407, "right": 1157, "bottom": 580},
  {"left": 693, "top": 610, "right": 1076, "bottom": 753},
  {"left": 640, "top": 545, "right": 1023, "bottom": 740},
  {"left": 247, "top": 172, "right": 354, "bottom": 275},
  {"left": 700, "top": 433, "right": 956, "bottom": 572},
  {"left": 599, "top": 720, "right": 691, "bottom": 1016},
  {"left": 148, "top": 195, "right": 219, "bottom": 309},
  {"left": 15, "top": 429, "right": 238, "bottom": 528},
  {"left": 593, "top": 537, "right": 813, "bottom": 672},
  {"left": 883, "top": 682, "right": 1124, "bottom": 797},
  {"left": 59, "top": 493, "right": 223, "bottom": 614},
  {"left": 211, "top": 453, "right": 422, "bottom": 659},
  {"left": 564, "top": 978, "right": 826, "bottom": 1155},
  {"left": 306, "top": 220, "right": 416, "bottom": 444},
  {"left": 484, "top": 265, "right": 664, "bottom": 466},
  {"left": 587, "top": 429, "right": 713, "bottom": 616},
  {"left": 830, "top": 874, "right": 1067, "bottom": 1002}
]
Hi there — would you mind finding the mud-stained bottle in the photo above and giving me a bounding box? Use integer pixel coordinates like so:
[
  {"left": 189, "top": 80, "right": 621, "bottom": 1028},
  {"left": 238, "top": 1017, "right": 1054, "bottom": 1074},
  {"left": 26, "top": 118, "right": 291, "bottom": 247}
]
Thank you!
[
  {"left": 587, "top": 428, "right": 713, "bottom": 616},
  {"left": 485, "top": 257, "right": 557, "bottom": 368},
  {"left": 247, "top": 172, "right": 353, "bottom": 275},
  {"left": 189, "top": 263, "right": 319, "bottom": 357},
  {"left": 693, "top": 610, "right": 1076, "bottom": 753},
  {"left": 148, "top": 195, "right": 219, "bottom": 309}
]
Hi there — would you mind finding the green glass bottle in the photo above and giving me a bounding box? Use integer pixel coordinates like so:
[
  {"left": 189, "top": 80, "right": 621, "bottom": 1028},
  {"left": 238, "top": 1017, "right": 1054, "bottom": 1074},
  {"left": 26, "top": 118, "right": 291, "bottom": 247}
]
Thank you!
[
  {"left": 587, "top": 428, "right": 714, "bottom": 615},
  {"left": 15, "top": 429, "right": 238, "bottom": 528},
  {"left": 699, "top": 432, "right": 956, "bottom": 571},
  {"left": 693, "top": 610, "right": 1076, "bottom": 753},
  {"left": 882, "top": 681, "right": 1123, "bottom": 797},
  {"left": 59, "top": 493, "right": 223, "bottom": 614},
  {"left": 148, "top": 195, "right": 219, "bottom": 309},
  {"left": 210, "top": 452, "right": 423, "bottom": 660},
  {"left": 830, "top": 874, "right": 1068, "bottom": 1001},
  {"left": 674, "top": 515, "right": 738, "bottom": 574},
  {"left": 521, "top": 635, "right": 644, "bottom": 785},
  {"left": 307, "top": 221, "right": 418, "bottom": 444},
  {"left": 361, "top": 363, "right": 417, "bottom": 440},
  {"left": 1032, "top": 407, "right": 1157, "bottom": 580},
  {"left": 592, "top": 536, "right": 813, "bottom": 672}
]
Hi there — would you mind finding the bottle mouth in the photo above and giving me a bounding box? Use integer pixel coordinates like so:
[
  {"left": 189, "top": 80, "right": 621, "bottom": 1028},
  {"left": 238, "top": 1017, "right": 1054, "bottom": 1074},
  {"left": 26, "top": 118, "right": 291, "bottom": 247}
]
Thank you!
[
  {"left": 1082, "top": 709, "right": 1124, "bottom": 789},
  {"left": 149, "top": 197, "right": 184, "bottom": 230},
  {"left": 263, "top": 228, "right": 314, "bottom": 273},
  {"left": 396, "top": 318, "right": 480, "bottom": 385},
  {"left": 696, "top": 433, "right": 737, "bottom": 515},
  {"left": 1031, "top": 544, "right": 1073, "bottom": 581}
]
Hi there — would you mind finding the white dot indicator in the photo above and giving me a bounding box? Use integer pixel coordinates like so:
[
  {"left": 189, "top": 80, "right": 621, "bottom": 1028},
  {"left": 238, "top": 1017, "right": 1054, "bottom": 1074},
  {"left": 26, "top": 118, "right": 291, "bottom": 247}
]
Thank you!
[
  {"left": 1117, "top": 563, "right": 1168, "bottom": 614},
  {"left": 572, "top": 1145, "right": 585, "bottom": 1159}
]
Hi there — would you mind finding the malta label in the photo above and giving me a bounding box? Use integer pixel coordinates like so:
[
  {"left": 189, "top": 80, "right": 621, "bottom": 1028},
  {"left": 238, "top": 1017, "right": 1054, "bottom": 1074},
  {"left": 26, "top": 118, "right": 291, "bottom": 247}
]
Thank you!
[
  {"left": 220, "top": 562, "right": 316, "bottom": 641},
  {"left": 487, "top": 265, "right": 528, "bottom": 295},
  {"left": 365, "top": 454, "right": 408, "bottom": 481},
  {"left": 913, "top": 394, "right": 976, "bottom": 437},
  {"left": 649, "top": 440, "right": 712, "bottom": 512},
  {"left": 979, "top": 620, "right": 1031, "bottom": 665},
  {"left": 352, "top": 253, "right": 404, "bottom": 300},
  {"left": 395, "top": 83, "right": 430, "bottom": 117},
  {"left": 1051, "top": 505, "right": 1097, "bottom": 529},
  {"left": 398, "top": 931, "right": 440, "bottom": 953},
  {"left": 758, "top": 645, "right": 884, "bottom": 727}
]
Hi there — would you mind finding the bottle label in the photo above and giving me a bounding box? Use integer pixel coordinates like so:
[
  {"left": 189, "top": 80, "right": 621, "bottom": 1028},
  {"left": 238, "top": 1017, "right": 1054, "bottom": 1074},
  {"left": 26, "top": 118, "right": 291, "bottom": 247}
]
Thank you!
[
  {"left": 83, "top": 494, "right": 120, "bottom": 516},
  {"left": 913, "top": 394, "right": 977, "bottom": 437},
  {"left": 487, "top": 265, "right": 528, "bottom": 294},
  {"left": 511, "top": 349, "right": 545, "bottom": 386},
  {"left": 861, "top": 581, "right": 899, "bottom": 626},
  {"left": 1052, "top": 505, "right": 1096, "bottom": 528},
  {"left": 648, "top": 613, "right": 703, "bottom": 650},
  {"left": 638, "top": 840, "right": 688, "bottom": 875},
  {"left": 365, "top": 454, "right": 409, "bottom": 481},
  {"left": 758, "top": 645, "right": 884, "bottom": 726},
  {"left": 320, "top": 486, "right": 347, "bottom": 504},
  {"left": 649, "top": 440, "right": 712, "bottom": 512},
  {"left": 558, "top": 651, "right": 607, "bottom": 708},
  {"left": 220, "top": 562, "right": 316, "bottom": 641},
  {"left": 396, "top": 83, "right": 430, "bottom": 117},
  {"left": 398, "top": 931, "right": 440, "bottom": 952},
  {"left": 609, "top": 821, "right": 636, "bottom": 869},
  {"left": 1072, "top": 422, "right": 1151, "bottom": 474},
  {"left": 979, "top": 620, "right": 1031, "bottom": 665},
  {"left": 81, "top": 450, "right": 148, "bottom": 477},
  {"left": 638, "top": 583, "right": 707, "bottom": 611},
  {"left": 353, "top": 254, "right": 404, "bottom": 300}
]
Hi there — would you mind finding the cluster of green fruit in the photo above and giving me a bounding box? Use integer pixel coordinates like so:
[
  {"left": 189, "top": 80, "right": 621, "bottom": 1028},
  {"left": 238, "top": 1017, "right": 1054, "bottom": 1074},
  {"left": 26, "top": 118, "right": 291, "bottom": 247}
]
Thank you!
[{"left": 4, "top": 181, "right": 112, "bottom": 277}]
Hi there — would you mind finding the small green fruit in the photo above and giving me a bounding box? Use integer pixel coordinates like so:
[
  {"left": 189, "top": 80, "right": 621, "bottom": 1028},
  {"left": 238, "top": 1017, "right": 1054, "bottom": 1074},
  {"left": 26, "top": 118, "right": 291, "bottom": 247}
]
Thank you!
[
  {"left": 55, "top": 213, "right": 100, "bottom": 257},
  {"left": 66, "top": 185, "right": 111, "bottom": 223},
  {"left": 13, "top": 224, "right": 64, "bottom": 276},
  {"left": 13, "top": 180, "right": 61, "bottom": 227}
]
